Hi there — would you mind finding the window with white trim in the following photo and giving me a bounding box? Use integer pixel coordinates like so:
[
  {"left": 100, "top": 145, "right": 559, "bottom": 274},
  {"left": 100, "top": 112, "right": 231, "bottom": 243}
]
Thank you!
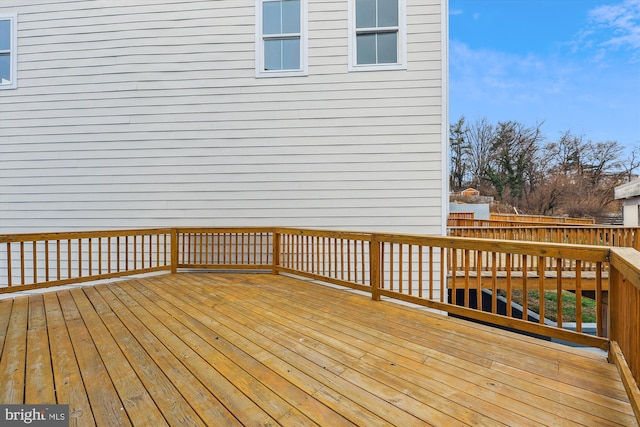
[
  {"left": 256, "top": 0, "right": 307, "bottom": 77},
  {"left": 0, "top": 13, "right": 17, "bottom": 89},
  {"left": 349, "top": 0, "right": 406, "bottom": 71}
]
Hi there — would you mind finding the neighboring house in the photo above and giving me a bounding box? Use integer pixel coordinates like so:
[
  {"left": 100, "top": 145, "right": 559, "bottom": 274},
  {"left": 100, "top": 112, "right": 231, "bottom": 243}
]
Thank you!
[
  {"left": 615, "top": 179, "right": 640, "bottom": 227},
  {"left": 0, "top": 0, "right": 448, "bottom": 235},
  {"left": 459, "top": 188, "right": 480, "bottom": 197}
]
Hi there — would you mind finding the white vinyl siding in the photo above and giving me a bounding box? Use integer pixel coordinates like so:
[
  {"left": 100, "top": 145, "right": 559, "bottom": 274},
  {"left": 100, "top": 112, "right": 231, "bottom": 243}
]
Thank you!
[{"left": 0, "top": 0, "right": 445, "bottom": 235}]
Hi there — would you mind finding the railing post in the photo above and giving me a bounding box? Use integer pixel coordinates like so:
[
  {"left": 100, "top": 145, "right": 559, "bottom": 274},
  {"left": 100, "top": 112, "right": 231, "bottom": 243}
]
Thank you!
[
  {"left": 171, "top": 228, "right": 178, "bottom": 274},
  {"left": 272, "top": 230, "right": 280, "bottom": 275},
  {"left": 608, "top": 263, "right": 622, "bottom": 347},
  {"left": 370, "top": 235, "right": 381, "bottom": 301}
]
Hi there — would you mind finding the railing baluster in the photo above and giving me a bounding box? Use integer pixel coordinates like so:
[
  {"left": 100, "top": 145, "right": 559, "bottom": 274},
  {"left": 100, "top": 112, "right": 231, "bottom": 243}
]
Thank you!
[
  {"left": 361, "top": 240, "right": 365, "bottom": 285},
  {"left": 506, "top": 253, "right": 512, "bottom": 317},
  {"left": 575, "top": 260, "right": 582, "bottom": 333},
  {"left": 389, "top": 243, "right": 394, "bottom": 292},
  {"left": 596, "top": 261, "right": 603, "bottom": 337},
  {"left": 340, "top": 239, "right": 345, "bottom": 280},
  {"left": 464, "top": 249, "right": 470, "bottom": 307},
  {"left": 333, "top": 238, "right": 338, "bottom": 279},
  {"left": 20, "top": 241, "right": 25, "bottom": 285},
  {"left": 45, "top": 241, "right": 50, "bottom": 282},
  {"left": 32, "top": 241, "right": 37, "bottom": 284},
  {"left": 556, "top": 258, "right": 563, "bottom": 328},
  {"left": 140, "top": 235, "right": 144, "bottom": 269},
  {"left": 398, "top": 244, "right": 403, "bottom": 294},
  {"left": 520, "top": 254, "right": 528, "bottom": 319},
  {"left": 107, "top": 237, "right": 112, "bottom": 274},
  {"left": 491, "top": 252, "right": 497, "bottom": 314},
  {"left": 451, "top": 248, "right": 457, "bottom": 306},
  {"left": 98, "top": 237, "right": 103, "bottom": 275},
  {"left": 419, "top": 246, "right": 423, "bottom": 298},
  {"left": 347, "top": 240, "right": 351, "bottom": 282},
  {"left": 235, "top": 233, "right": 240, "bottom": 265},
  {"left": 6, "top": 242, "right": 12, "bottom": 287},
  {"left": 476, "top": 250, "right": 482, "bottom": 310},
  {"left": 538, "top": 256, "right": 545, "bottom": 323},
  {"left": 408, "top": 245, "right": 413, "bottom": 295},
  {"left": 88, "top": 238, "right": 92, "bottom": 276},
  {"left": 440, "top": 248, "right": 445, "bottom": 303},
  {"left": 380, "top": 242, "right": 385, "bottom": 290}
]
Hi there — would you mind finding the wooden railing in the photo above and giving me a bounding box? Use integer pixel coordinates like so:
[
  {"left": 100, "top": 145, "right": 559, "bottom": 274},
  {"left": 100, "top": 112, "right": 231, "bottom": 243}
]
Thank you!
[
  {"left": 173, "top": 227, "right": 274, "bottom": 272},
  {"left": 0, "top": 229, "right": 172, "bottom": 293},
  {"left": 1, "top": 226, "right": 639, "bottom": 415},
  {"left": 448, "top": 225, "right": 640, "bottom": 250},
  {"left": 490, "top": 213, "right": 596, "bottom": 224},
  {"left": 609, "top": 247, "right": 640, "bottom": 420}
]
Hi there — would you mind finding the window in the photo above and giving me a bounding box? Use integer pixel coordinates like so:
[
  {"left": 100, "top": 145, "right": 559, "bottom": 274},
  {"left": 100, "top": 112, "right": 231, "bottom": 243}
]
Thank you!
[
  {"left": 349, "top": 0, "right": 406, "bottom": 71},
  {"left": 0, "top": 13, "right": 17, "bottom": 89},
  {"left": 256, "top": 0, "right": 307, "bottom": 77}
]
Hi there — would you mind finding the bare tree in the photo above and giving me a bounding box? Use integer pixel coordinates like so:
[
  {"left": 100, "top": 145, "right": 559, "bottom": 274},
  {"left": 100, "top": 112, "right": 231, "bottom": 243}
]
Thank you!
[
  {"left": 449, "top": 116, "right": 470, "bottom": 192},
  {"left": 541, "top": 132, "right": 628, "bottom": 218},
  {"left": 622, "top": 145, "right": 640, "bottom": 182},
  {"left": 465, "top": 117, "right": 495, "bottom": 191},
  {"left": 448, "top": 117, "right": 632, "bottom": 220},
  {"left": 483, "top": 121, "right": 543, "bottom": 206},
  {"left": 543, "top": 131, "right": 584, "bottom": 175}
]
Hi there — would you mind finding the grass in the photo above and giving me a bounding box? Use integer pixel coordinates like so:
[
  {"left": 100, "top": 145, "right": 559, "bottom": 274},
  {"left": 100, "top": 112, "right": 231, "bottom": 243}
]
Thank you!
[{"left": 500, "top": 290, "right": 597, "bottom": 323}]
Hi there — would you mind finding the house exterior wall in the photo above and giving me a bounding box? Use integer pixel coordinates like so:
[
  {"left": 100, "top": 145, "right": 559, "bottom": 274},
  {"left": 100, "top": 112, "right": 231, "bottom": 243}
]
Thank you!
[
  {"left": 622, "top": 200, "right": 640, "bottom": 227},
  {"left": 0, "top": 0, "right": 447, "bottom": 234},
  {"left": 615, "top": 180, "right": 640, "bottom": 227}
]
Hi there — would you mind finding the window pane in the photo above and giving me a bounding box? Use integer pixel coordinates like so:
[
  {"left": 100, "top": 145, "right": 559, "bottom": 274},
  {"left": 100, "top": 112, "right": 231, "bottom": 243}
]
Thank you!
[
  {"left": 378, "top": 0, "right": 398, "bottom": 27},
  {"left": 356, "top": 33, "right": 376, "bottom": 64},
  {"left": 263, "top": 1, "right": 281, "bottom": 35},
  {"left": 282, "top": 0, "right": 300, "bottom": 33},
  {"left": 264, "top": 39, "right": 282, "bottom": 70},
  {"left": 0, "top": 20, "right": 10, "bottom": 51},
  {"left": 356, "top": 0, "right": 376, "bottom": 28},
  {"left": 377, "top": 32, "right": 397, "bottom": 63},
  {"left": 0, "top": 54, "right": 10, "bottom": 83},
  {"left": 282, "top": 38, "right": 300, "bottom": 69}
]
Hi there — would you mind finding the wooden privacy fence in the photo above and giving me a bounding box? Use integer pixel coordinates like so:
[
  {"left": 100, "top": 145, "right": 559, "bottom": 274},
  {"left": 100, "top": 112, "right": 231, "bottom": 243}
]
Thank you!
[
  {"left": 490, "top": 213, "right": 596, "bottom": 224},
  {"left": 1, "top": 226, "right": 639, "bottom": 405}
]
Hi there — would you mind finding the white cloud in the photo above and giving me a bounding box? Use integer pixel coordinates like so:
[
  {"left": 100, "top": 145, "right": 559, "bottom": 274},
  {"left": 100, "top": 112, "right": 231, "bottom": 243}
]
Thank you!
[
  {"left": 585, "top": 0, "right": 640, "bottom": 60},
  {"left": 450, "top": 41, "right": 574, "bottom": 99}
]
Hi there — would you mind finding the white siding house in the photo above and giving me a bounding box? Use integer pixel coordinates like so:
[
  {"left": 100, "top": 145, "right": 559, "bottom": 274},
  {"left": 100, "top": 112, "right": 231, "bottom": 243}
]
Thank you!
[
  {"left": 0, "top": 0, "right": 448, "bottom": 234},
  {"left": 615, "top": 179, "right": 640, "bottom": 227}
]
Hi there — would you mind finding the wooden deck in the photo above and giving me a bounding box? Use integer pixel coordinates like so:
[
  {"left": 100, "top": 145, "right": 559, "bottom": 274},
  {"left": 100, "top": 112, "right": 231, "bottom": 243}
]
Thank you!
[{"left": 0, "top": 272, "right": 636, "bottom": 426}]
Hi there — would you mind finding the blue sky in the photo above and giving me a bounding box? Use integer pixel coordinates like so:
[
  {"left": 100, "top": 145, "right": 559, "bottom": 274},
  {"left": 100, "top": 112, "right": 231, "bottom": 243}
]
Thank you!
[{"left": 449, "top": 0, "right": 640, "bottom": 155}]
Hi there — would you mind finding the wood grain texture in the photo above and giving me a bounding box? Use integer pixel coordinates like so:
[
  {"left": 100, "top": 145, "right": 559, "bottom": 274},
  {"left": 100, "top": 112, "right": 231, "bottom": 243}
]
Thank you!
[{"left": 0, "top": 272, "right": 637, "bottom": 426}]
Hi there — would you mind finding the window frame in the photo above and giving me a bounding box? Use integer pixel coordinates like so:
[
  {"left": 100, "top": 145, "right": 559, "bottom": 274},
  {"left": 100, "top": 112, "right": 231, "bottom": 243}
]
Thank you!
[
  {"left": 255, "top": 0, "right": 308, "bottom": 78},
  {"left": 348, "top": 0, "right": 407, "bottom": 72},
  {"left": 0, "top": 12, "right": 18, "bottom": 90}
]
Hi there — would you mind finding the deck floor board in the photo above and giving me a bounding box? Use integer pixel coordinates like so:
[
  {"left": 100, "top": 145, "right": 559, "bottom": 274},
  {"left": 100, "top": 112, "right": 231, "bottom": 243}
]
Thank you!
[{"left": 0, "top": 272, "right": 637, "bottom": 426}]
